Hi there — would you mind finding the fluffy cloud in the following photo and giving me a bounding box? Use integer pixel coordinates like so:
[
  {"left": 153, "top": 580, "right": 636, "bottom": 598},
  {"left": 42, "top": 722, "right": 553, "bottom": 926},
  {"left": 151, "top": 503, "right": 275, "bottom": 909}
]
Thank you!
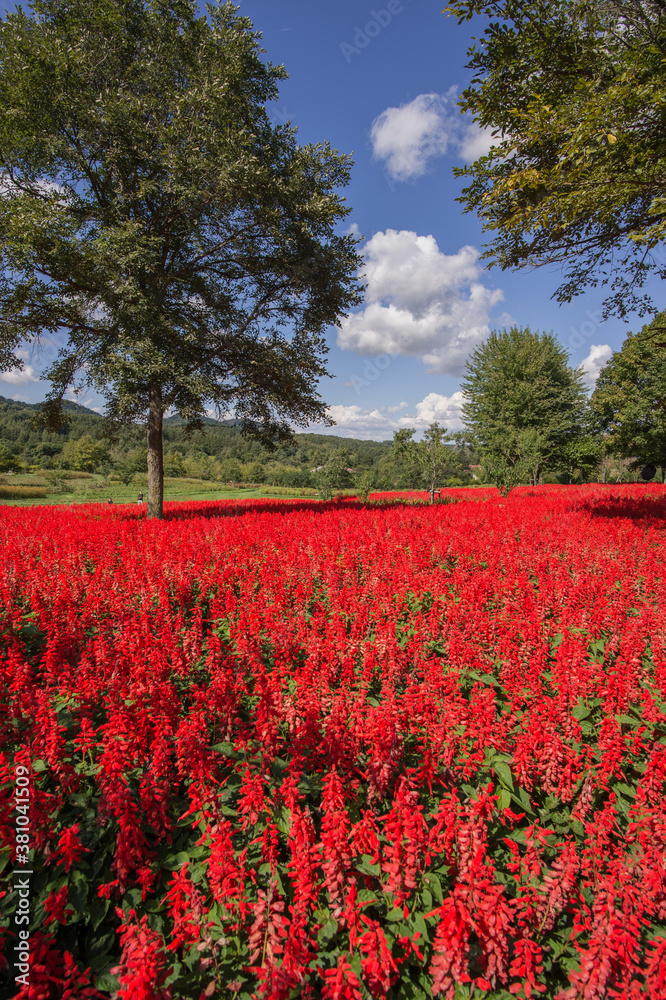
[
  {"left": 319, "top": 392, "right": 464, "bottom": 440},
  {"left": 325, "top": 404, "right": 401, "bottom": 439},
  {"left": 1, "top": 364, "right": 39, "bottom": 385},
  {"left": 337, "top": 229, "right": 506, "bottom": 375},
  {"left": 412, "top": 391, "right": 465, "bottom": 428},
  {"left": 370, "top": 91, "right": 496, "bottom": 182},
  {"left": 580, "top": 344, "right": 612, "bottom": 387},
  {"left": 459, "top": 122, "right": 496, "bottom": 162}
]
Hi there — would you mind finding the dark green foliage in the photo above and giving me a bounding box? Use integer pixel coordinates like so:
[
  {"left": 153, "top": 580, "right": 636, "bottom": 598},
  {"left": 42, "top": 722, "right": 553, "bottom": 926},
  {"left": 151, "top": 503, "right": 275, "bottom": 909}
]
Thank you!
[
  {"left": 0, "top": 395, "right": 387, "bottom": 481},
  {"left": 591, "top": 314, "right": 666, "bottom": 482},
  {"left": 461, "top": 326, "right": 593, "bottom": 489},
  {"left": 0, "top": 0, "right": 362, "bottom": 516},
  {"left": 0, "top": 396, "right": 487, "bottom": 487},
  {"left": 446, "top": 0, "right": 666, "bottom": 319}
]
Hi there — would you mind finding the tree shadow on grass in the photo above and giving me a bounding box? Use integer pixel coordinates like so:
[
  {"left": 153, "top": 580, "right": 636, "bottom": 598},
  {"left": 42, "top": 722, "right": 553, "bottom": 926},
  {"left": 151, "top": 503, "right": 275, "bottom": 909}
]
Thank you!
[
  {"left": 109, "top": 495, "right": 454, "bottom": 523},
  {"left": 580, "top": 493, "right": 666, "bottom": 527}
]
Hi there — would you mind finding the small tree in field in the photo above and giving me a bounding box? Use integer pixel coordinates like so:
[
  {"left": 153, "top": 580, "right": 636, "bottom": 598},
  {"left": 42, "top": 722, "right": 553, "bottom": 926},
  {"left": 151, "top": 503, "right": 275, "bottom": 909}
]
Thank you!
[
  {"left": 392, "top": 423, "right": 454, "bottom": 501},
  {"left": 0, "top": 0, "right": 361, "bottom": 518},
  {"left": 314, "top": 450, "right": 352, "bottom": 500},
  {"left": 0, "top": 442, "right": 20, "bottom": 473}
]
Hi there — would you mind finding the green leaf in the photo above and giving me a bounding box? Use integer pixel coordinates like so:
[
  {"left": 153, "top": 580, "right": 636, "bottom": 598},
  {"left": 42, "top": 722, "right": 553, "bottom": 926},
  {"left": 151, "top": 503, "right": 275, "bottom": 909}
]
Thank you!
[
  {"left": 89, "top": 893, "right": 110, "bottom": 931},
  {"left": 425, "top": 872, "right": 444, "bottom": 905},
  {"left": 86, "top": 928, "right": 115, "bottom": 960},
  {"left": 493, "top": 760, "right": 514, "bottom": 789},
  {"left": 318, "top": 918, "right": 338, "bottom": 945},
  {"left": 357, "top": 855, "right": 380, "bottom": 877},
  {"left": 498, "top": 787, "right": 513, "bottom": 811},
  {"left": 92, "top": 970, "right": 120, "bottom": 992},
  {"left": 68, "top": 879, "right": 88, "bottom": 913},
  {"left": 208, "top": 742, "right": 239, "bottom": 757},
  {"left": 414, "top": 912, "right": 432, "bottom": 944},
  {"left": 162, "top": 851, "right": 192, "bottom": 870}
]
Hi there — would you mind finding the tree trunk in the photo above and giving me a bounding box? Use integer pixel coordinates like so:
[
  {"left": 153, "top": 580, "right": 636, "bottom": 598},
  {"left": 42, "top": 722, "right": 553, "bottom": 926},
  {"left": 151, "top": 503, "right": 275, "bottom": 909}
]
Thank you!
[{"left": 146, "top": 383, "right": 164, "bottom": 520}]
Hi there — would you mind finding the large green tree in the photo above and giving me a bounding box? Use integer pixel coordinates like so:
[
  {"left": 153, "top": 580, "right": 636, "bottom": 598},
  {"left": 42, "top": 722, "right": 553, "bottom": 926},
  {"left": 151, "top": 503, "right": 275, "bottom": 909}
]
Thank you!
[
  {"left": 461, "top": 326, "right": 590, "bottom": 488},
  {"left": 445, "top": 0, "right": 666, "bottom": 322},
  {"left": 0, "top": 0, "right": 361, "bottom": 517},
  {"left": 591, "top": 315, "right": 666, "bottom": 482}
]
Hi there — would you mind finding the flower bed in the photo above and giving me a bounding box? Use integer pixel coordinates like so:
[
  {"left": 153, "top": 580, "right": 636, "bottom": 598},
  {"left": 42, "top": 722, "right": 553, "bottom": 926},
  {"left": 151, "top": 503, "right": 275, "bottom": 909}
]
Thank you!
[{"left": 1, "top": 485, "right": 665, "bottom": 998}]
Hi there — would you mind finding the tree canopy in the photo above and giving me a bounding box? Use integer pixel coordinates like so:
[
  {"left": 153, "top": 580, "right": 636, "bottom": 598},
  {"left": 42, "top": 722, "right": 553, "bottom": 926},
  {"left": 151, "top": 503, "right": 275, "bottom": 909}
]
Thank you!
[
  {"left": 591, "top": 314, "right": 666, "bottom": 482},
  {"left": 461, "top": 325, "right": 590, "bottom": 488},
  {"left": 445, "top": 0, "right": 666, "bottom": 320},
  {"left": 392, "top": 423, "right": 461, "bottom": 499},
  {"left": 0, "top": 0, "right": 361, "bottom": 516}
]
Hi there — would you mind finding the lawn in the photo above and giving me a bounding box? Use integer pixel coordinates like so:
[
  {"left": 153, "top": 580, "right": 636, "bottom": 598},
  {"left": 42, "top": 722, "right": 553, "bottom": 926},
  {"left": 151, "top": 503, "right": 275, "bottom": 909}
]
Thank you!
[{"left": 0, "top": 472, "right": 320, "bottom": 506}]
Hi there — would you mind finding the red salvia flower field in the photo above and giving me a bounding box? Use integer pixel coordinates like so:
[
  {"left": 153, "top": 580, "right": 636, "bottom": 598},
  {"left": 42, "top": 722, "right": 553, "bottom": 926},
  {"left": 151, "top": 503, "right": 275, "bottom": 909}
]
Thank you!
[{"left": 1, "top": 484, "right": 666, "bottom": 998}]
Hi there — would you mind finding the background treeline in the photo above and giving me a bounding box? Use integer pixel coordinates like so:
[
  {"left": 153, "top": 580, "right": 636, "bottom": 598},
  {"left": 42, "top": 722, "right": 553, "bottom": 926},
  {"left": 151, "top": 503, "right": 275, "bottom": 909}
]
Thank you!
[
  {"left": 2, "top": 312, "right": 663, "bottom": 493},
  {"left": 0, "top": 397, "right": 481, "bottom": 490}
]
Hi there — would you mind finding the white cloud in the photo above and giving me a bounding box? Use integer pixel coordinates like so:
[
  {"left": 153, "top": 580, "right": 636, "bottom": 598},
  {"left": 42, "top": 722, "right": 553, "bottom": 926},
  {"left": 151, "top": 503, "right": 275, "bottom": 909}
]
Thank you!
[
  {"left": 337, "top": 229, "right": 506, "bottom": 375},
  {"left": 580, "top": 344, "right": 612, "bottom": 387},
  {"left": 412, "top": 391, "right": 465, "bottom": 428},
  {"left": 315, "top": 392, "right": 464, "bottom": 440},
  {"left": 370, "top": 91, "right": 496, "bottom": 182},
  {"left": 459, "top": 122, "right": 496, "bottom": 162},
  {"left": 1, "top": 364, "right": 39, "bottom": 385},
  {"left": 371, "top": 92, "right": 452, "bottom": 181},
  {"left": 205, "top": 407, "right": 236, "bottom": 421},
  {"left": 325, "top": 404, "right": 399, "bottom": 439},
  {"left": 0, "top": 175, "right": 70, "bottom": 207}
]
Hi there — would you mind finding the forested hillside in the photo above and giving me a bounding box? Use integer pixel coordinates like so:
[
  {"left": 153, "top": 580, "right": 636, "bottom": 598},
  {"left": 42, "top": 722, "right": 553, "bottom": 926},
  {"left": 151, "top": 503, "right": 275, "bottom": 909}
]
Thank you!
[{"left": 0, "top": 396, "right": 474, "bottom": 488}]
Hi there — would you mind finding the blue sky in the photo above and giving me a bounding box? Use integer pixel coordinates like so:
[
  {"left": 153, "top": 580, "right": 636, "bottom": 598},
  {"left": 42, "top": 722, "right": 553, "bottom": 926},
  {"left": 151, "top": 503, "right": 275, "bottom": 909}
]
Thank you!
[{"left": 0, "top": 0, "right": 658, "bottom": 438}]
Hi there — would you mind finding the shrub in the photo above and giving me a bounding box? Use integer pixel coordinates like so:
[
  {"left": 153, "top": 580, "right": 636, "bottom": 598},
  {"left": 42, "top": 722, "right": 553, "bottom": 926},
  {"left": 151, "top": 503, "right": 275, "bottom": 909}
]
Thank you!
[{"left": 0, "top": 485, "right": 47, "bottom": 498}]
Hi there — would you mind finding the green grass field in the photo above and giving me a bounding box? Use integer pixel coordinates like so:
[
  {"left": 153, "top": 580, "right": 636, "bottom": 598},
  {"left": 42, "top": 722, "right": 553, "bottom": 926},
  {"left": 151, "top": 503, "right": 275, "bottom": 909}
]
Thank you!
[{"left": 0, "top": 472, "right": 321, "bottom": 506}]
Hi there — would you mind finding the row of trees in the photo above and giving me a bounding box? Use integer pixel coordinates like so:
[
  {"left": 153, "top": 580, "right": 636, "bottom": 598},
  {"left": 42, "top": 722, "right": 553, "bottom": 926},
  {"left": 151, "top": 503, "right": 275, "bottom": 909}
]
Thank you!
[
  {"left": 5, "top": 311, "right": 662, "bottom": 494},
  {"left": 0, "top": 395, "right": 397, "bottom": 478},
  {"left": 0, "top": 392, "right": 483, "bottom": 489},
  {"left": 396, "top": 321, "right": 665, "bottom": 495}
]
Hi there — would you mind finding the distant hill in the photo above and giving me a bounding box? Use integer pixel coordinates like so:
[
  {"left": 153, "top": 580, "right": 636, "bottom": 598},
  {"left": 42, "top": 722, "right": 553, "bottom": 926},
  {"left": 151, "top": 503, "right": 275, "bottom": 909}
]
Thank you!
[{"left": 0, "top": 395, "right": 406, "bottom": 486}]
